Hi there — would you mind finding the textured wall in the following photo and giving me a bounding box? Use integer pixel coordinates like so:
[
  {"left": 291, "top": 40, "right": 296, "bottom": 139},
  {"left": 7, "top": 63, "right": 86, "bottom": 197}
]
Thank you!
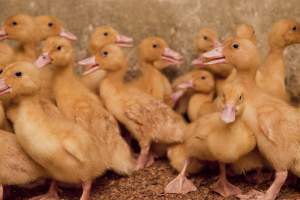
[{"left": 0, "top": 0, "right": 300, "bottom": 97}]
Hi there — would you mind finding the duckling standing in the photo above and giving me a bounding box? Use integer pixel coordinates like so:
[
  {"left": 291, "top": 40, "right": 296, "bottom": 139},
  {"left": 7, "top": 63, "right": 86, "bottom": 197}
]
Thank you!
[
  {"left": 79, "top": 44, "right": 185, "bottom": 169},
  {"left": 36, "top": 36, "right": 135, "bottom": 176}
]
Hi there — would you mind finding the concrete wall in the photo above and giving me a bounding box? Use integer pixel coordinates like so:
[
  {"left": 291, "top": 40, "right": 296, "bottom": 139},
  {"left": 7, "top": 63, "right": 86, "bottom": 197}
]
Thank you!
[{"left": 1, "top": 0, "right": 300, "bottom": 97}]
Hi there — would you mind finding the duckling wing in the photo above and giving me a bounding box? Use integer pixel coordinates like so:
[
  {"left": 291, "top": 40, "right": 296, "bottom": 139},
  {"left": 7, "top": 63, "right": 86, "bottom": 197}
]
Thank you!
[{"left": 63, "top": 137, "right": 87, "bottom": 163}]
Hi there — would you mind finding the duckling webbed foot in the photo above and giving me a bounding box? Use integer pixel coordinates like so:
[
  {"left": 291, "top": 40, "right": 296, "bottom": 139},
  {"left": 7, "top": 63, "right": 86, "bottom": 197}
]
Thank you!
[
  {"left": 29, "top": 181, "right": 59, "bottom": 200},
  {"left": 211, "top": 163, "right": 241, "bottom": 197},
  {"left": 164, "top": 160, "right": 197, "bottom": 194}
]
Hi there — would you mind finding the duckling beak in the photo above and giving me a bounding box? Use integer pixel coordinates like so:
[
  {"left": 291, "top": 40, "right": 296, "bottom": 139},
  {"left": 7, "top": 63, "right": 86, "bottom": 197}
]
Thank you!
[
  {"left": 220, "top": 104, "right": 236, "bottom": 123},
  {"left": 35, "top": 52, "right": 52, "bottom": 68},
  {"left": 171, "top": 80, "right": 194, "bottom": 103},
  {"left": 0, "top": 27, "right": 8, "bottom": 41},
  {"left": 78, "top": 56, "right": 100, "bottom": 76},
  {"left": 0, "top": 79, "right": 12, "bottom": 96},
  {"left": 191, "top": 56, "right": 204, "bottom": 66},
  {"left": 116, "top": 34, "right": 133, "bottom": 47},
  {"left": 161, "top": 48, "right": 184, "bottom": 65},
  {"left": 59, "top": 28, "right": 77, "bottom": 41},
  {"left": 201, "top": 47, "right": 226, "bottom": 65}
]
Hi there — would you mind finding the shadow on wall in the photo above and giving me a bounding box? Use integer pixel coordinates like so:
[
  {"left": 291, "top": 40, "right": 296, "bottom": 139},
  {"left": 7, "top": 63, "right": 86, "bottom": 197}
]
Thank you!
[{"left": 0, "top": 0, "right": 300, "bottom": 94}]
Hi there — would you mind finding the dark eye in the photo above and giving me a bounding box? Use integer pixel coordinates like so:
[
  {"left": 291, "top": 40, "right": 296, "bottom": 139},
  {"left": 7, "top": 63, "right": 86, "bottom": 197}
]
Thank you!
[
  {"left": 152, "top": 44, "right": 159, "bottom": 48},
  {"left": 0, "top": 69, "right": 3, "bottom": 74},
  {"left": 12, "top": 21, "right": 17, "bottom": 26},
  {"left": 232, "top": 43, "right": 239, "bottom": 49},
  {"left": 102, "top": 51, "right": 109, "bottom": 57},
  {"left": 203, "top": 36, "right": 208, "bottom": 40},
  {"left": 239, "top": 94, "right": 243, "bottom": 101},
  {"left": 201, "top": 76, "right": 206, "bottom": 80},
  {"left": 293, "top": 26, "right": 297, "bottom": 31},
  {"left": 48, "top": 22, "right": 53, "bottom": 27},
  {"left": 103, "top": 32, "right": 109, "bottom": 36},
  {"left": 15, "top": 71, "right": 22, "bottom": 77},
  {"left": 57, "top": 46, "right": 62, "bottom": 51}
]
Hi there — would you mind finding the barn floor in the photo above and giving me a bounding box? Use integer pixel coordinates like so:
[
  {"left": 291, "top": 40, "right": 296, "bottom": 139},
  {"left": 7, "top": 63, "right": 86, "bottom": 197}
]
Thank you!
[{"left": 7, "top": 159, "right": 300, "bottom": 200}]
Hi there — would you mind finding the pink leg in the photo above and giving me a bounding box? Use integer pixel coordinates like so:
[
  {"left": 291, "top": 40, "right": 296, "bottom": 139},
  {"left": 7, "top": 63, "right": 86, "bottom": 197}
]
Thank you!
[
  {"left": 211, "top": 163, "right": 241, "bottom": 197},
  {"left": 0, "top": 185, "right": 3, "bottom": 200},
  {"left": 136, "top": 144, "right": 154, "bottom": 170},
  {"left": 164, "top": 159, "right": 197, "bottom": 194},
  {"left": 29, "top": 181, "right": 59, "bottom": 200},
  {"left": 80, "top": 181, "right": 92, "bottom": 200},
  {"left": 237, "top": 170, "right": 288, "bottom": 200}
]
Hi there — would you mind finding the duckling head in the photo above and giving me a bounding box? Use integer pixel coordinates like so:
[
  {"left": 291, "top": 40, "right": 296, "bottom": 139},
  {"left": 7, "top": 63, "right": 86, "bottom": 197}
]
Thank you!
[
  {"left": 236, "top": 24, "right": 257, "bottom": 45},
  {"left": 0, "top": 14, "right": 38, "bottom": 44},
  {"left": 269, "top": 19, "right": 300, "bottom": 48},
  {"left": 78, "top": 44, "right": 127, "bottom": 75},
  {"left": 195, "top": 27, "right": 221, "bottom": 53},
  {"left": 0, "top": 62, "right": 40, "bottom": 101},
  {"left": 192, "top": 70, "right": 215, "bottom": 93},
  {"left": 198, "top": 38, "right": 261, "bottom": 72},
  {"left": 217, "top": 83, "right": 245, "bottom": 123},
  {"left": 35, "top": 15, "right": 77, "bottom": 41},
  {"left": 89, "top": 26, "right": 133, "bottom": 53},
  {"left": 35, "top": 36, "right": 74, "bottom": 69},
  {"left": 138, "top": 36, "right": 183, "bottom": 69}
]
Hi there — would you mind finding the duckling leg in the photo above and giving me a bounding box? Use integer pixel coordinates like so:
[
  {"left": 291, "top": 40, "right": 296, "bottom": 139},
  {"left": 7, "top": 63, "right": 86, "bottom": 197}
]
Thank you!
[
  {"left": 29, "top": 181, "right": 59, "bottom": 200},
  {"left": 80, "top": 181, "right": 92, "bottom": 200},
  {"left": 211, "top": 163, "right": 241, "bottom": 197},
  {"left": 164, "top": 159, "right": 197, "bottom": 194},
  {"left": 0, "top": 185, "right": 3, "bottom": 200},
  {"left": 237, "top": 170, "right": 287, "bottom": 200},
  {"left": 136, "top": 141, "right": 154, "bottom": 170}
]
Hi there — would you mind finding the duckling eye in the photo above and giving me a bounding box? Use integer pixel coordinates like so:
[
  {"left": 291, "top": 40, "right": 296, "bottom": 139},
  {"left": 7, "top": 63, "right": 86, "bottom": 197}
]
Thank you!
[
  {"left": 57, "top": 46, "right": 62, "bottom": 51},
  {"left": 48, "top": 22, "right": 53, "bottom": 27},
  {"left": 203, "top": 36, "right": 208, "bottom": 40},
  {"left": 15, "top": 71, "right": 22, "bottom": 77},
  {"left": 152, "top": 44, "right": 159, "bottom": 48},
  {"left": 239, "top": 94, "right": 244, "bottom": 102},
  {"left": 102, "top": 51, "right": 109, "bottom": 57},
  {"left": 201, "top": 76, "right": 206, "bottom": 80},
  {"left": 0, "top": 69, "right": 3, "bottom": 74},
  {"left": 103, "top": 32, "right": 109, "bottom": 36},
  {"left": 292, "top": 26, "right": 297, "bottom": 31},
  {"left": 12, "top": 21, "right": 18, "bottom": 26},
  {"left": 232, "top": 43, "right": 239, "bottom": 49}
]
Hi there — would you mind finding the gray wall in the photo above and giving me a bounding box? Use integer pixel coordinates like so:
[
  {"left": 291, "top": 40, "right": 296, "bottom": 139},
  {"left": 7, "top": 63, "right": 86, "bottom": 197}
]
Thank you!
[{"left": 1, "top": 0, "right": 300, "bottom": 97}]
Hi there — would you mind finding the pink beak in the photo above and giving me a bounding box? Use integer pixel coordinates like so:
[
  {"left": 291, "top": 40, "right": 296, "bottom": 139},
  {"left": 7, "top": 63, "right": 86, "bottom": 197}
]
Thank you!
[
  {"left": 0, "top": 27, "right": 8, "bottom": 41},
  {"left": 176, "top": 80, "right": 194, "bottom": 90},
  {"left": 78, "top": 56, "right": 100, "bottom": 75},
  {"left": 59, "top": 28, "right": 77, "bottom": 41},
  {"left": 201, "top": 46, "right": 226, "bottom": 65},
  {"left": 161, "top": 48, "right": 183, "bottom": 65},
  {"left": 116, "top": 34, "right": 133, "bottom": 47},
  {"left": 0, "top": 79, "right": 12, "bottom": 96},
  {"left": 220, "top": 104, "right": 236, "bottom": 123},
  {"left": 172, "top": 80, "right": 194, "bottom": 103},
  {"left": 171, "top": 90, "right": 185, "bottom": 104},
  {"left": 191, "top": 56, "right": 204, "bottom": 67},
  {"left": 35, "top": 52, "right": 52, "bottom": 68}
]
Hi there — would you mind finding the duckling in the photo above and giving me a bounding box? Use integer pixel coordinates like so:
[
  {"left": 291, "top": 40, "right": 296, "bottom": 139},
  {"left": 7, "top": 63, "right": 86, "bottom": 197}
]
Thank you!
[
  {"left": 36, "top": 36, "right": 135, "bottom": 176},
  {"left": 202, "top": 38, "right": 300, "bottom": 200},
  {"left": 0, "top": 61, "right": 109, "bottom": 200},
  {"left": 35, "top": 15, "right": 77, "bottom": 41},
  {"left": 137, "top": 36, "right": 183, "bottom": 106},
  {"left": 171, "top": 70, "right": 215, "bottom": 121},
  {"left": 165, "top": 83, "right": 255, "bottom": 197},
  {"left": 79, "top": 44, "right": 185, "bottom": 169},
  {"left": 256, "top": 19, "right": 300, "bottom": 102},
  {"left": 82, "top": 26, "right": 133, "bottom": 93},
  {"left": 0, "top": 14, "right": 39, "bottom": 61}
]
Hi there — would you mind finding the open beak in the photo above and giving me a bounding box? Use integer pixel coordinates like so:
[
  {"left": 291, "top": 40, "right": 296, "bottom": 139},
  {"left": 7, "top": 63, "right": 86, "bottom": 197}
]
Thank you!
[
  {"left": 78, "top": 56, "right": 100, "bottom": 75},
  {"left": 172, "top": 80, "right": 194, "bottom": 103},
  {"left": 35, "top": 52, "right": 52, "bottom": 68},
  {"left": 220, "top": 104, "right": 236, "bottom": 123},
  {"left": 0, "top": 79, "right": 12, "bottom": 96},
  {"left": 116, "top": 34, "right": 133, "bottom": 47},
  {"left": 201, "top": 47, "right": 226, "bottom": 65},
  {"left": 0, "top": 27, "right": 8, "bottom": 41},
  {"left": 161, "top": 48, "right": 183, "bottom": 65},
  {"left": 59, "top": 28, "right": 77, "bottom": 41}
]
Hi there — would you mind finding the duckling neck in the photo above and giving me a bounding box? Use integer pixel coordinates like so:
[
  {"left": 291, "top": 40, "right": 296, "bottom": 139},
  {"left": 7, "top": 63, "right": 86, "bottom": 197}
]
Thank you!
[
  {"left": 22, "top": 42, "right": 38, "bottom": 59},
  {"left": 260, "top": 46, "right": 284, "bottom": 75},
  {"left": 235, "top": 69, "right": 257, "bottom": 88}
]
